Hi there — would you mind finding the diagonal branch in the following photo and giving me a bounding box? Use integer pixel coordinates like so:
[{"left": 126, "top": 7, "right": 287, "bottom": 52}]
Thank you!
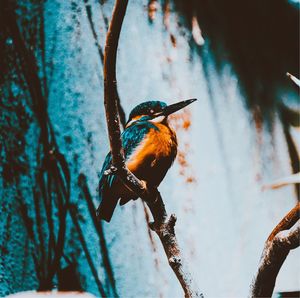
[
  {"left": 249, "top": 203, "right": 300, "bottom": 297},
  {"left": 286, "top": 72, "right": 300, "bottom": 88},
  {"left": 267, "top": 202, "right": 300, "bottom": 242},
  {"left": 102, "top": 0, "right": 202, "bottom": 297},
  {"left": 69, "top": 205, "right": 107, "bottom": 297},
  {"left": 2, "top": 2, "right": 71, "bottom": 289}
]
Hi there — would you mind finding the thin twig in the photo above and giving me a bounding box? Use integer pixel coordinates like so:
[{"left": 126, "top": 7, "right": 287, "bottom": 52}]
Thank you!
[
  {"left": 102, "top": 0, "right": 202, "bottom": 296},
  {"left": 33, "top": 188, "right": 46, "bottom": 281},
  {"left": 268, "top": 202, "right": 300, "bottom": 241},
  {"left": 249, "top": 203, "right": 300, "bottom": 297},
  {"left": 262, "top": 173, "right": 300, "bottom": 190},
  {"left": 78, "top": 174, "right": 118, "bottom": 297},
  {"left": 286, "top": 72, "right": 300, "bottom": 88},
  {"left": 84, "top": 0, "right": 104, "bottom": 63},
  {"left": 69, "top": 205, "right": 107, "bottom": 297},
  {"left": 2, "top": 2, "right": 70, "bottom": 288}
]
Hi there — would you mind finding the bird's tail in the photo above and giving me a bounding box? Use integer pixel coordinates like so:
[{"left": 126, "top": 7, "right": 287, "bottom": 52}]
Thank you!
[{"left": 96, "top": 195, "right": 119, "bottom": 222}]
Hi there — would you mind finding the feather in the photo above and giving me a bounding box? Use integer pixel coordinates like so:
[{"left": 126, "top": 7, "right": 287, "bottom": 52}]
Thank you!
[{"left": 97, "top": 119, "right": 176, "bottom": 221}]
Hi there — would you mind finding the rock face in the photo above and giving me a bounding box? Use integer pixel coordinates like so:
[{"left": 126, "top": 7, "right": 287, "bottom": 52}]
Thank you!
[{"left": 1, "top": 0, "right": 299, "bottom": 297}]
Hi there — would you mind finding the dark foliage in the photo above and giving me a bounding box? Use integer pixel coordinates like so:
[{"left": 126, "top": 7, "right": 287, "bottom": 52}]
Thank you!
[
  {"left": 174, "top": 0, "right": 299, "bottom": 115},
  {"left": 0, "top": 0, "right": 116, "bottom": 295}
]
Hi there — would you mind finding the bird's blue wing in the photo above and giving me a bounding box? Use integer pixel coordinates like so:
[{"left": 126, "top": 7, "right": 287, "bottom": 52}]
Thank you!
[
  {"left": 98, "top": 152, "right": 112, "bottom": 185},
  {"left": 122, "top": 121, "right": 157, "bottom": 158},
  {"left": 99, "top": 122, "right": 153, "bottom": 188},
  {"left": 97, "top": 121, "right": 159, "bottom": 221},
  {"left": 97, "top": 151, "right": 118, "bottom": 221}
]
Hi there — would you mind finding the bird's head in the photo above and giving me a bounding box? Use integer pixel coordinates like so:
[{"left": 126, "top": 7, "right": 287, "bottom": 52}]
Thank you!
[{"left": 125, "top": 98, "right": 197, "bottom": 128}]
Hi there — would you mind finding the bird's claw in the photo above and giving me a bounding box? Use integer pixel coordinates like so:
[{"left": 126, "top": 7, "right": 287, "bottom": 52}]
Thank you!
[{"left": 104, "top": 165, "right": 118, "bottom": 176}]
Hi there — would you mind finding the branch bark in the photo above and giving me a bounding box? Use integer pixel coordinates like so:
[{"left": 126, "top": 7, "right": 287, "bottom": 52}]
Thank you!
[
  {"left": 103, "top": 1, "right": 202, "bottom": 297},
  {"left": 249, "top": 203, "right": 300, "bottom": 297}
]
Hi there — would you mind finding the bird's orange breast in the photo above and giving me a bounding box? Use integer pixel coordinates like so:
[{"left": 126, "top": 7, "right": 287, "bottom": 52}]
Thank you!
[{"left": 126, "top": 123, "right": 177, "bottom": 175}]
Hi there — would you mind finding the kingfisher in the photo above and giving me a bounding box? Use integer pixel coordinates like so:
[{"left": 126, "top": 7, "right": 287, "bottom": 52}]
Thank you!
[{"left": 97, "top": 98, "right": 197, "bottom": 222}]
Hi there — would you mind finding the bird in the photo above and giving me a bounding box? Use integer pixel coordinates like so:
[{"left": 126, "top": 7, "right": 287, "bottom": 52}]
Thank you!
[{"left": 96, "top": 98, "right": 197, "bottom": 222}]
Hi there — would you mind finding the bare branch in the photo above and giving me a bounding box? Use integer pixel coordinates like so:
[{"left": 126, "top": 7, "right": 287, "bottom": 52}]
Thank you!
[
  {"left": 262, "top": 172, "right": 300, "bottom": 190},
  {"left": 103, "top": 1, "right": 202, "bottom": 297},
  {"left": 147, "top": 191, "right": 203, "bottom": 298},
  {"left": 249, "top": 203, "right": 300, "bottom": 297},
  {"left": 268, "top": 202, "right": 300, "bottom": 242},
  {"left": 78, "top": 174, "right": 118, "bottom": 297},
  {"left": 69, "top": 205, "right": 106, "bottom": 297},
  {"left": 84, "top": 0, "right": 127, "bottom": 128},
  {"left": 286, "top": 72, "right": 300, "bottom": 88},
  {"left": 103, "top": 0, "right": 145, "bottom": 195}
]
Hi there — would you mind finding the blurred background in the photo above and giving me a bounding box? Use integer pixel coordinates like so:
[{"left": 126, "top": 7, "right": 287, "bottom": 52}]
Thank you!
[{"left": 0, "top": 0, "right": 299, "bottom": 297}]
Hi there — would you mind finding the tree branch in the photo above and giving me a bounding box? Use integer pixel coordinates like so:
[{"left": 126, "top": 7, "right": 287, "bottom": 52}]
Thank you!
[
  {"left": 103, "top": 0, "right": 145, "bottom": 194},
  {"left": 103, "top": 1, "right": 202, "bottom": 297},
  {"left": 147, "top": 191, "right": 202, "bottom": 297},
  {"left": 286, "top": 72, "right": 300, "bottom": 88},
  {"left": 249, "top": 203, "right": 300, "bottom": 297}
]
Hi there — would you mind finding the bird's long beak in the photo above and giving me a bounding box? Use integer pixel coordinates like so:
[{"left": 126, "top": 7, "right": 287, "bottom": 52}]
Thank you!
[{"left": 155, "top": 98, "right": 197, "bottom": 117}]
